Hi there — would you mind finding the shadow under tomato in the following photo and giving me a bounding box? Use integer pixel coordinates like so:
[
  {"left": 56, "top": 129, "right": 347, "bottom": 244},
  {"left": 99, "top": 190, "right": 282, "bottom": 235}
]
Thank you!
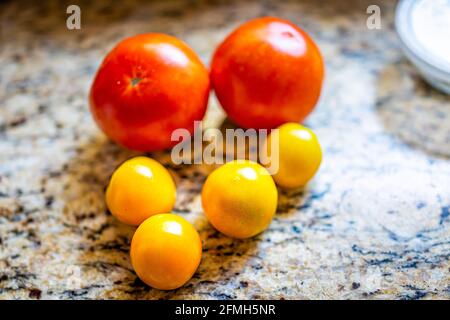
[
  {"left": 276, "top": 187, "right": 309, "bottom": 215},
  {"left": 157, "top": 232, "right": 259, "bottom": 300}
]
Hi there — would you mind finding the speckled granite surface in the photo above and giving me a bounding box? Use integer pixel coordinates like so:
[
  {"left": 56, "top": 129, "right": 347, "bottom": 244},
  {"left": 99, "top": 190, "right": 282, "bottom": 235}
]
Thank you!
[{"left": 0, "top": 0, "right": 449, "bottom": 300}]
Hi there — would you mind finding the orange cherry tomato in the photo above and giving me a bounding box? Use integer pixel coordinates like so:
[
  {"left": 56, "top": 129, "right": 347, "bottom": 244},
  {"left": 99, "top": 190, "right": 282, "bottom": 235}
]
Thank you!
[
  {"left": 106, "top": 157, "right": 176, "bottom": 226},
  {"left": 130, "top": 214, "right": 202, "bottom": 290},
  {"left": 201, "top": 160, "right": 278, "bottom": 239},
  {"left": 211, "top": 17, "right": 324, "bottom": 129},
  {"left": 90, "top": 33, "right": 210, "bottom": 151},
  {"left": 265, "top": 123, "right": 322, "bottom": 189}
]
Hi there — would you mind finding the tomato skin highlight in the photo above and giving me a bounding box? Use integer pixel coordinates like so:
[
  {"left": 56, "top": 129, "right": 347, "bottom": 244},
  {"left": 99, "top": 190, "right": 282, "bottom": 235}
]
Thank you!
[
  {"left": 90, "top": 33, "right": 210, "bottom": 151},
  {"left": 211, "top": 17, "right": 324, "bottom": 129}
]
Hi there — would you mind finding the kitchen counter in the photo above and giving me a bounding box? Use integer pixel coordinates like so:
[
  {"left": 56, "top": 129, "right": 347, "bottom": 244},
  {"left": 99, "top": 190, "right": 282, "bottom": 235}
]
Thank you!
[{"left": 0, "top": 0, "right": 449, "bottom": 299}]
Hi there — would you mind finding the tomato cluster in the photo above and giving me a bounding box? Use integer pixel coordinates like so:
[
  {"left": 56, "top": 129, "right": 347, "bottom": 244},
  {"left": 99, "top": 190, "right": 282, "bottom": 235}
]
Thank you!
[
  {"left": 91, "top": 17, "right": 324, "bottom": 291},
  {"left": 90, "top": 17, "right": 324, "bottom": 150}
]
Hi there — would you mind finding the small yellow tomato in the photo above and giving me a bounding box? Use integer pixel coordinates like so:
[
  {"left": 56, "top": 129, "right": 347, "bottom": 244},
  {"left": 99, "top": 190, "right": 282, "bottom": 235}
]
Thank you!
[
  {"left": 106, "top": 156, "right": 176, "bottom": 225},
  {"left": 130, "top": 214, "right": 202, "bottom": 290},
  {"left": 265, "top": 123, "right": 322, "bottom": 189},
  {"left": 201, "top": 160, "right": 277, "bottom": 239}
]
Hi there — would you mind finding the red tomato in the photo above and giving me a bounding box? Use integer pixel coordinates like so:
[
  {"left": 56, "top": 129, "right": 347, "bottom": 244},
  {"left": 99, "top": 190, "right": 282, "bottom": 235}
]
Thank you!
[
  {"left": 211, "top": 17, "right": 324, "bottom": 129},
  {"left": 90, "top": 33, "right": 210, "bottom": 151}
]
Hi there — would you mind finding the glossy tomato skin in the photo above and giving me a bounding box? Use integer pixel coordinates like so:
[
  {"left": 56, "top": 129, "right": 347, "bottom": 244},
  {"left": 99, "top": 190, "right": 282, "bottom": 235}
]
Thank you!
[
  {"left": 211, "top": 17, "right": 324, "bottom": 129},
  {"left": 90, "top": 33, "right": 210, "bottom": 151}
]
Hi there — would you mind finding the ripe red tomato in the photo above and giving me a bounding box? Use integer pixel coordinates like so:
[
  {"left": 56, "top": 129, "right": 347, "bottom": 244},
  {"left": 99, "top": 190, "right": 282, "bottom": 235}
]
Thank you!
[
  {"left": 90, "top": 33, "right": 210, "bottom": 151},
  {"left": 211, "top": 17, "right": 324, "bottom": 129}
]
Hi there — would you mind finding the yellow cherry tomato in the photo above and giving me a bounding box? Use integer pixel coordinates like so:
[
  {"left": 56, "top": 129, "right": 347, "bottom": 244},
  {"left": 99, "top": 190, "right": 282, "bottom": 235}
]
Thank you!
[
  {"left": 265, "top": 123, "right": 322, "bottom": 189},
  {"left": 201, "top": 160, "right": 277, "bottom": 239},
  {"left": 106, "top": 156, "right": 176, "bottom": 225},
  {"left": 130, "top": 213, "right": 202, "bottom": 290}
]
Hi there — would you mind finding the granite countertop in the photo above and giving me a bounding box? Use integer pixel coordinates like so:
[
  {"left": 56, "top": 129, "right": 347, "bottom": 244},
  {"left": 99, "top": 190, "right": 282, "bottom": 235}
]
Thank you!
[{"left": 0, "top": 0, "right": 449, "bottom": 300}]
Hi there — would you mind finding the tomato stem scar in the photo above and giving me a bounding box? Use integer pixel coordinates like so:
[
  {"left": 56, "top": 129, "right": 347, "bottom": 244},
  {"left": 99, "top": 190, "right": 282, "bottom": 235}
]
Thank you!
[{"left": 131, "top": 77, "right": 142, "bottom": 87}]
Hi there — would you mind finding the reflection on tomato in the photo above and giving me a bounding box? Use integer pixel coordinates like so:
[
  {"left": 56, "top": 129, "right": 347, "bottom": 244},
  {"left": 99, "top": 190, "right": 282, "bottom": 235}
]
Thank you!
[
  {"left": 211, "top": 17, "right": 324, "bottom": 129},
  {"left": 90, "top": 33, "right": 210, "bottom": 151}
]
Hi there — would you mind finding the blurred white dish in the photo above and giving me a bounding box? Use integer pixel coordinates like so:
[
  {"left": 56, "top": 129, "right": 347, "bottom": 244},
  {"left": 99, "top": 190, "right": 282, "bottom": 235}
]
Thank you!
[{"left": 396, "top": 0, "right": 450, "bottom": 94}]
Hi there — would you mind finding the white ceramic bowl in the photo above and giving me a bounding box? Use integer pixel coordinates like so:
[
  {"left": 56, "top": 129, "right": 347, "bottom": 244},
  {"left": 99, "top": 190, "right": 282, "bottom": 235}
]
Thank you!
[{"left": 395, "top": 0, "right": 450, "bottom": 94}]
